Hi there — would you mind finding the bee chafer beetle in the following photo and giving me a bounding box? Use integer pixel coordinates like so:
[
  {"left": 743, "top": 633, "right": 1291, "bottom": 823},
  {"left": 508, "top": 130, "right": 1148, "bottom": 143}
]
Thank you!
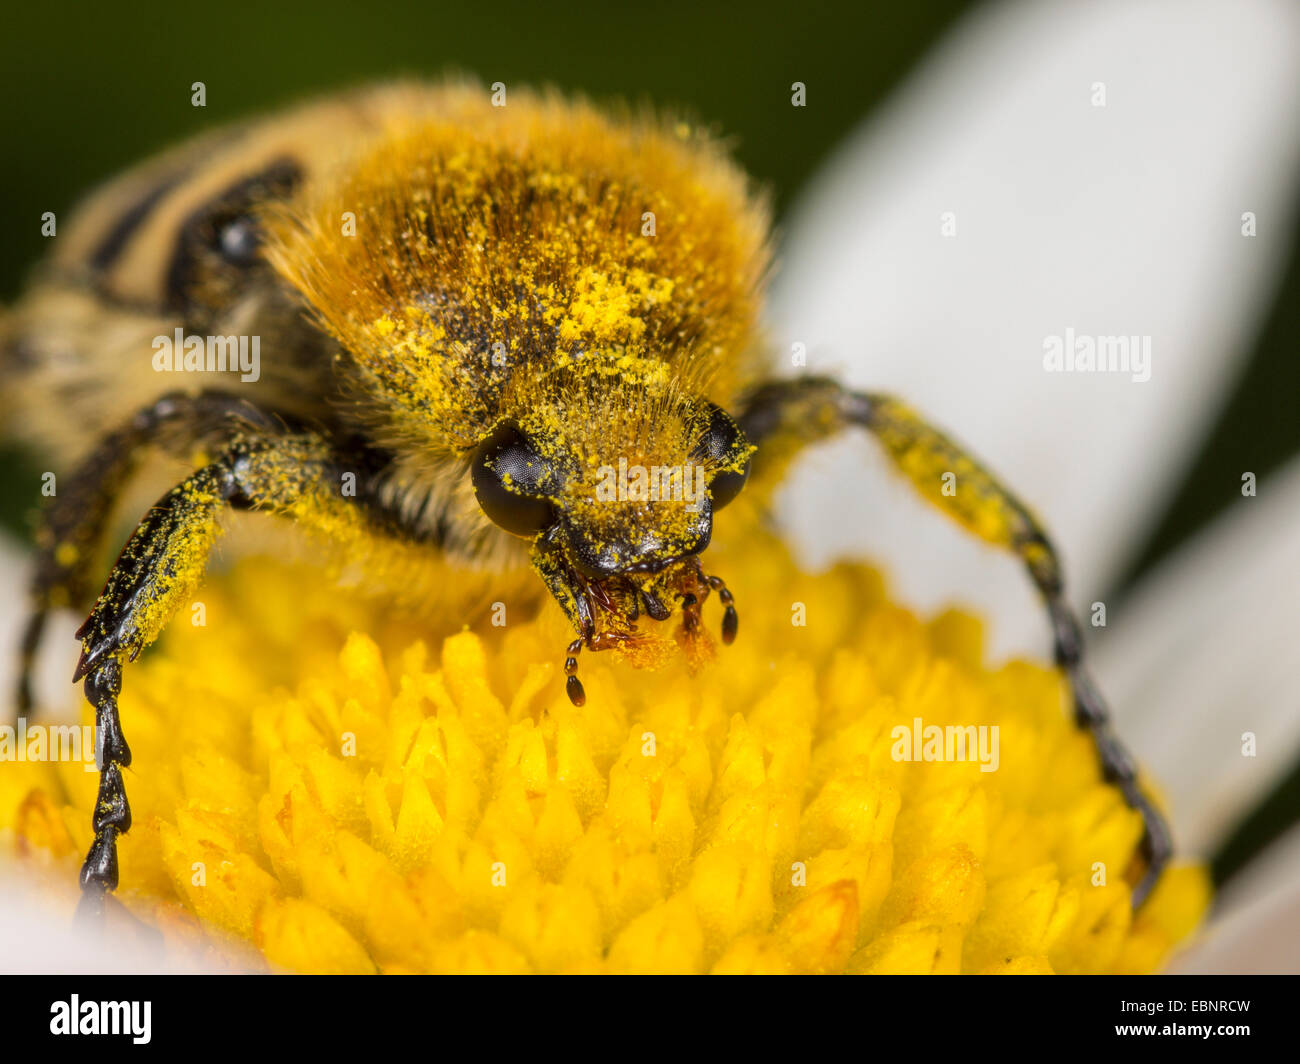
[{"left": 1, "top": 82, "right": 1170, "bottom": 917}]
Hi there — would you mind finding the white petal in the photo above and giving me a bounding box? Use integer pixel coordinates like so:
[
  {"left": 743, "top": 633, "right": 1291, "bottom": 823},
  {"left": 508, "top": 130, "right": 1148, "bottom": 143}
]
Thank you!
[
  {"left": 767, "top": 0, "right": 1300, "bottom": 660},
  {"left": 1095, "top": 454, "right": 1300, "bottom": 856},
  {"left": 1172, "top": 823, "right": 1300, "bottom": 974},
  {"left": 0, "top": 863, "right": 249, "bottom": 973}
]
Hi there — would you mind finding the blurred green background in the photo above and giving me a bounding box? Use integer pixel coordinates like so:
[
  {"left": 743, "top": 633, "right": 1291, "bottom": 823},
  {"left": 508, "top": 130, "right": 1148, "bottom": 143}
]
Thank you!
[{"left": 1, "top": 0, "right": 1297, "bottom": 889}]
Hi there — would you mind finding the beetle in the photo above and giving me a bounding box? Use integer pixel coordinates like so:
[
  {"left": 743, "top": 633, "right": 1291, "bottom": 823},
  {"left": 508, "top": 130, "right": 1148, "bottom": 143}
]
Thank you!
[{"left": 1, "top": 82, "right": 1170, "bottom": 916}]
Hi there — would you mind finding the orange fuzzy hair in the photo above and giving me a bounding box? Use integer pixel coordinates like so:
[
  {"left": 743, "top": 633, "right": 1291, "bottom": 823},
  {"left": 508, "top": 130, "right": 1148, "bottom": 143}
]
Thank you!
[{"left": 264, "top": 83, "right": 773, "bottom": 467}]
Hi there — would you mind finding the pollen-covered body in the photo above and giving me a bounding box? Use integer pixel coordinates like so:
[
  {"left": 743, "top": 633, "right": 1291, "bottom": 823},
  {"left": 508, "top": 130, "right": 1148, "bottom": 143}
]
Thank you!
[
  {"left": 268, "top": 88, "right": 770, "bottom": 449},
  {"left": 6, "top": 83, "right": 770, "bottom": 577}
]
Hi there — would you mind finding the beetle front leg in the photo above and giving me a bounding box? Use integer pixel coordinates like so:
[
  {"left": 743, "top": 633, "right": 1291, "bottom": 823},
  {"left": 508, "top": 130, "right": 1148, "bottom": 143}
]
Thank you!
[
  {"left": 737, "top": 375, "right": 1171, "bottom": 908},
  {"left": 69, "top": 429, "right": 384, "bottom": 912},
  {"left": 17, "top": 389, "right": 283, "bottom": 722}
]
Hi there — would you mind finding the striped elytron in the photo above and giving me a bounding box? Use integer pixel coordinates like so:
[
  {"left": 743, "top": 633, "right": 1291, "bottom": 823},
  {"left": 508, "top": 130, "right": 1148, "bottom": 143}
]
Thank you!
[{"left": 1, "top": 82, "right": 1170, "bottom": 917}]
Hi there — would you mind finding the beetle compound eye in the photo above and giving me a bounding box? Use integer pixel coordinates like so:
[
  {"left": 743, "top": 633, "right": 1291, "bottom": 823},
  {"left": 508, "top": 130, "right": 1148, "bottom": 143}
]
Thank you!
[
  {"left": 709, "top": 460, "right": 750, "bottom": 510},
  {"left": 692, "top": 402, "right": 751, "bottom": 511},
  {"left": 471, "top": 421, "right": 558, "bottom": 537}
]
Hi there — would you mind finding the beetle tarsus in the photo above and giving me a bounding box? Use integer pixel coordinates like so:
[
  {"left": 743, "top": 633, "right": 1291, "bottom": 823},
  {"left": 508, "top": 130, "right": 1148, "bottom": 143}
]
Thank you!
[{"left": 78, "top": 656, "right": 130, "bottom": 907}]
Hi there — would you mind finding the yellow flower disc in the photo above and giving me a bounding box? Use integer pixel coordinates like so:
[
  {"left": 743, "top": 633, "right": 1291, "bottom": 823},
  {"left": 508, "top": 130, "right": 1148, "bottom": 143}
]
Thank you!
[{"left": 1, "top": 533, "right": 1209, "bottom": 973}]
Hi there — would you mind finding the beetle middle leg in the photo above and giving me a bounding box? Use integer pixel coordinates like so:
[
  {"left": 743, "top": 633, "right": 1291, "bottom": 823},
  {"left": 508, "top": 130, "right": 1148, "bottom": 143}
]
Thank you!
[{"left": 736, "top": 375, "right": 1171, "bottom": 907}]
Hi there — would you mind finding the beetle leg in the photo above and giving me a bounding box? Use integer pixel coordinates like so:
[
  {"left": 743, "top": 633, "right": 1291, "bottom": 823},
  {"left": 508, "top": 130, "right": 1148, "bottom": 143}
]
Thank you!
[
  {"left": 67, "top": 425, "right": 411, "bottom": 909},
  {"left": 16, "top": 389, "right": 283, "bottom": 722},
  {"left": 737, "top": 375, "right": 1171, "bottom": 908}
]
